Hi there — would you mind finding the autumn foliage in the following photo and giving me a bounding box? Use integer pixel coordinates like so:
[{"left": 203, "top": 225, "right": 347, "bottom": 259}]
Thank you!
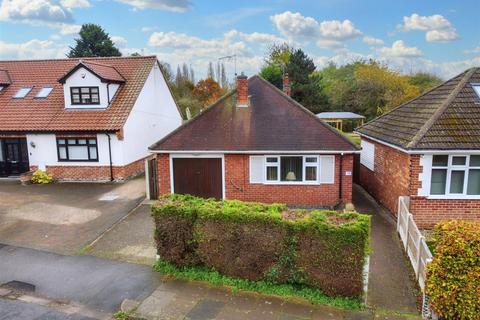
[
  {"left": 193, "top": 78, "right": 226, "bottom": 107},
  {"left": 426, "top": 220, "right": 480, "bottom": 320}
]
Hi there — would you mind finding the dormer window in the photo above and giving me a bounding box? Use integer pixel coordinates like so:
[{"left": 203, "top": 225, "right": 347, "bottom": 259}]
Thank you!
[
  {"left": 71, "top": 87, "right": 100, "bottom": 105},
  {"left": 472, "top": 84, "right": 480, "bottom": 100},
  {"left": 35, "top": 86, "right": 53, "bottom": 99},
  {"left": 13, "top": 87, "right": 32, "bottom": 99}
]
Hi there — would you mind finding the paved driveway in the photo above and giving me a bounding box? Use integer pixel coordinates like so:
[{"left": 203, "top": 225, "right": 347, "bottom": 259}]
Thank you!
[{"left": 0, "top": 176, "right": 145, "bottom": 255}]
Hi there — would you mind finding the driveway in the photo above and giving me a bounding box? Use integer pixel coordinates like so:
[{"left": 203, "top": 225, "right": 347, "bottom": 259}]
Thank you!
[
  {"left": 0, "top": 176, "right": 145, "bottom": 255},
  {"left": 0, "top": 244, "right": 161, "bottom": 314}
]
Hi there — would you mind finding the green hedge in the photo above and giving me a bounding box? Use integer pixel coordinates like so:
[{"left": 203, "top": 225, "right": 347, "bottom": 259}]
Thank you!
[
  {"left": 152, "top": 194, "right": 370, "bottom": 298},
  {"left": 426, "top": 220, "right": 480, "bottom": 320}
]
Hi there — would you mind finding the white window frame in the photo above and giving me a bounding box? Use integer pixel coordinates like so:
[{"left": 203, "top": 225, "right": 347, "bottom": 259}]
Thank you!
[
  {"left": 263, "top": 155, "right": 320, "bottom": 185},
  {"left": 429, "top": 154, "right": 480, "bottom": 199}
]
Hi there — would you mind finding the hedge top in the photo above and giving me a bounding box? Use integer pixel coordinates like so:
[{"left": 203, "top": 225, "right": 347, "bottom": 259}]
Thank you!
[{"left": 152, "top": 194, "right": 370, "bottom": 234}]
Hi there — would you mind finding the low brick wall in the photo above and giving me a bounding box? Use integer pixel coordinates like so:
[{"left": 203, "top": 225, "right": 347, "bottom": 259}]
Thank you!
[{"left": 42, "top": 156, "right": 148, "bottom": 182}]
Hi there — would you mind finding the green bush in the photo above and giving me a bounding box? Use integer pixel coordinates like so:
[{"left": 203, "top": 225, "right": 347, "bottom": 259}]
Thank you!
[
  {"left": 426, "top": 220, "right": 480, "bottom": 320},
  {"left": 152, "top": 194, "right": 370, "bottom": 298},
  {"left": 31, "top": 170, "right": 53, "bottom": 184}
]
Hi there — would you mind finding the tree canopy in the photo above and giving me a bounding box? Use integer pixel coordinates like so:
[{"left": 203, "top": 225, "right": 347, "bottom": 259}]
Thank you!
[{"left": 68, "top": 24, "right": 121, "bottom": 58}]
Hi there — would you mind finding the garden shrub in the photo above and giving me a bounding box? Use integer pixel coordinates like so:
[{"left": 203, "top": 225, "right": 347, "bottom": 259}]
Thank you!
[
  {"left": 151, "top": 194, "right": 370, "bottom": 298},
  {"left": 31, "top": 170, "right": 53, "bottom": 184},
  {"left": 426, "top": 220, "right": 480, "bottom": 320}
]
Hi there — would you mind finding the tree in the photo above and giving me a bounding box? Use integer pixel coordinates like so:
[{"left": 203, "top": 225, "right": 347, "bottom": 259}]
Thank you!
[
  {"left": 193, "top": 78, "right": 225, "bottom": 107},
  {"left": 207, "top": 62, "right": 215, "bottom": 80},
  {"left": 409, "top": 72, "right": 443, "bottom": 93},
  {"left": 68, "top": 24, "right": 121, "bottom": 58}
]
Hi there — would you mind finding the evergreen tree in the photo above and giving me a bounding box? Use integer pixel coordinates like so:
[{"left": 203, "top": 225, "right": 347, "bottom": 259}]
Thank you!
[
  {"left": 68, "top": 24, "right": 121, "bottom": 58},
  {"left": 207, "top": 62, "right": 215, "bottom": 79}
]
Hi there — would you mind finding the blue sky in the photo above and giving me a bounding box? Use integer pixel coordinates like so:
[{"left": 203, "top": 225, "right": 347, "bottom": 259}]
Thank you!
[{"left": 0, "top": 0, "right": 479, "bottom": 79}]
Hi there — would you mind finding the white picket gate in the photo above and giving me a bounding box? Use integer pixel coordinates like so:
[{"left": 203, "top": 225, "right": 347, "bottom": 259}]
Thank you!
[{"left": 397, "top": 196, "right": 436, "bottom": 319}]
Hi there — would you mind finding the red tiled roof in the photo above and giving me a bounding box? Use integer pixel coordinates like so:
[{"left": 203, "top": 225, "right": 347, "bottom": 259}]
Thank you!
[
  {"left": 0, "top": 56, "right": 156, "bottom": 132},
  {"left": 150, "top": 75, "right": 359, "bottom": 152},
  {"left": 0, "top": 70, "right": 11, "bottom": 85},
  {"left": 58, "top": 60, "right": 125, "bottom": 83}
]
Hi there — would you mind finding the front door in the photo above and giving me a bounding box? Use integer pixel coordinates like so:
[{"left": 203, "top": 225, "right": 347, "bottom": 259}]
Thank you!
[
  {"left": 0, "top": 138, "right": 29, "bottom": 177},
  {"left": 173, "top": 158, "right": 223, "bottom": 199}
]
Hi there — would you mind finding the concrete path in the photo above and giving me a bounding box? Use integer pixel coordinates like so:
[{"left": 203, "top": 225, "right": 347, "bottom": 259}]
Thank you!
[
  {"left": 0, "top": 244, "right": 161, "bottom": 314},
  {"left": 352, "top": 184, "right": 418, "bottom": 313},
  {"left": 0, "top": 299, "right": 96, "bottom": 320}
]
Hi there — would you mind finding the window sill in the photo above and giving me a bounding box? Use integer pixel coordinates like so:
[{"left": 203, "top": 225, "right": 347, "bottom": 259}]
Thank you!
[
  {"left": 426, "top": 195, "right": 480, "bottom": 200},
  {"left": 262, "top": 181, "right": 324, "bottom": 186}
]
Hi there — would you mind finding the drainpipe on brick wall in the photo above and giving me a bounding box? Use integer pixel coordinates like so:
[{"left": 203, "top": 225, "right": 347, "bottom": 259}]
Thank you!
[
  {"left": 339, "top": 153, "right": 343, "bottom": 205},
  {"left": 106, "top": 133, "right": 114, "bottom": 181}
]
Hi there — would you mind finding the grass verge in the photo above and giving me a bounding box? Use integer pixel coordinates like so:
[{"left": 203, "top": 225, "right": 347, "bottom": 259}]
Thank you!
[{"left": 154, "top": 259, "right": 364, "bottom": 310}]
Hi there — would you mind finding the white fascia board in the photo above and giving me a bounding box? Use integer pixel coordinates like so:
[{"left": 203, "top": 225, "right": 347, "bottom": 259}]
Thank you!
[
  {"left": 356, "top": 132, "right": 480, "bottom": 155},
  {"left": 149, "top": 150, "right": 361, "bottom": 154}
]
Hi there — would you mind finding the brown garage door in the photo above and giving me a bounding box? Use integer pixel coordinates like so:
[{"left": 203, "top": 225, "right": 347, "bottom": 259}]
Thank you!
[{"left": 173, "top": 158, "right": 223, "bottom": 199}]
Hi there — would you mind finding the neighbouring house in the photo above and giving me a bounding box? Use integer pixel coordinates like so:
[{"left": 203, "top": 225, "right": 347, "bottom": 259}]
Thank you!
[
  {"left": 148, "top": 74, "right": 360, "bottom": 207},
  {"left": 356, "top": 67, "right": 480, "bottom": 228},
  {"left": 0, "top": 56, "right": 182, "bottom": 181}
]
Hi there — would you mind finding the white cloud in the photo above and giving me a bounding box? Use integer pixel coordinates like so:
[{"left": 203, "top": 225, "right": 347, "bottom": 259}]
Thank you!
[
  {"left": 224, "top": 30, "right": 285, "bottom": 44},
  {"left": 141, "top": 26, "right": 156, "bottom": 32},
  {"left": 111, "top": 35, "right": 128, "bottom": 48},
  {"left": 60, "top": 0, "right": 90, "bottom": 9},
  {"left": 376, "top": 40, "right": 423, "bottom": 58},
  {"left": 270, "top": 11, "right": 361, "bottom": 49},
  {"left": 363, "top": 36, "right": 384, "bottom": 46},
  {"left": 0, "top": 0, "right": 73, "bottom": 23},
  {"left": 115, "top": 0, "right": 191, "bottom": 12},
  {"left": 0, "top": 39, "right": 67, "bottom": 59},
  {"left": 464, "top": 47, "right": 480, "bottom": 55},
  {"left": 401, "top": 13, "right": 459, "bottom": 42}
]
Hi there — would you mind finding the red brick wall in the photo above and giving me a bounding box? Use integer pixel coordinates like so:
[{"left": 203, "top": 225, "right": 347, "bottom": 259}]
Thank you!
[
  {"left": 155, "top": 153, "right": 353, "bottom": 207},
  {"left": 42, "top": 156, "right": 147, "bottom": 182},
  {"left": 408, "top": 154, "right": 480, "bottom": 228},
  {"left": 359, "top": 137, "right": 410, "bottom": 215},
  {"left": 225, "top": 154, "right": 353, "bottom": 207}
]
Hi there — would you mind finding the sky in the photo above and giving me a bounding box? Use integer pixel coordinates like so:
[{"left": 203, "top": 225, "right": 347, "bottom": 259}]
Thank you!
[{"left": 0, "top": 0, "right": 479, "bottom": 81}]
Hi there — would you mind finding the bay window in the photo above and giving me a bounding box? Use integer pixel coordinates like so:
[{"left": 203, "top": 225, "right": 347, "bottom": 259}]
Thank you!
[
  {"left": 430, "top": 155, "right": 480, "bottom": 197},
  {"left": 57, "top": 138, "right": 98, "bottom": 162}
]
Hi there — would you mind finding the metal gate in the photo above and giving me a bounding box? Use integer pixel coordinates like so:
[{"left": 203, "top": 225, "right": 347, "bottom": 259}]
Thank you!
[{"left": 146, "top": 158, "right": 158, "bottom": 200}]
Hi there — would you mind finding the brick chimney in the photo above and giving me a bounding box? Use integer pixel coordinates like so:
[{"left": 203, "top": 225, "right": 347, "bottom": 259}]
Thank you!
[
  {"left": 283, "top": 73, "right": 291, "bottom": 97},
  {"left": 236, "top": 72, "right": 248, "bottom": 107}
]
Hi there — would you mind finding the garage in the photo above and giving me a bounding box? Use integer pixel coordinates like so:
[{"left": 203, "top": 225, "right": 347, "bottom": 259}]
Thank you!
[{"left": 172, "top": 158, "right": 223, "bottom": 199}]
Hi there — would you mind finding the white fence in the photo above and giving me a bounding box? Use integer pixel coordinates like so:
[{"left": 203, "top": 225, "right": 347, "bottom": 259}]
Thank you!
[{"left": 397, "top": 196, "right": 433, "bottom": 290}]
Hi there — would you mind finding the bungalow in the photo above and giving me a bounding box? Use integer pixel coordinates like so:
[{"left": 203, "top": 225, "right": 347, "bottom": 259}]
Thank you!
[
  {"left": 148, "top": 74, "right": 360, "bottom": 207},
  {"left": 0, "top": 56, "right": 182, "bottom": 181},
  {"left": 356, "top": 67, "right": 480, "bottom": 228}
]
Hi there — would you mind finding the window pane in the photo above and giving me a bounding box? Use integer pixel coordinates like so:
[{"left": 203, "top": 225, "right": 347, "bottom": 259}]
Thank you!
[
  {"left": 450, "top": 170, "right": 465, "bottom": 194},
  {"left": 58, "top": 146, "right": 67, "bottom": 159},
  {"left": 431, "top": 169, "right": 447, "bottom": 195},
  {"left": 91, "top": 87, "right": 98, "bottom": 93},
  {"left": 452, "top": 156, "right": 466, "bottom": 166},
  {"left": 266, "top": 166, "right": 278, "bottom": 181},
  {"left": 281, "top": 156, "right": 302, "bottom": 182},
  {"left": 78, "top": 139, "right": 87, "bottom": 145},
  {"left": 89, "top": 146, "right": 98, "bottom": 160},
  {"left": 68, "top": 146, "right": 89, "bottom": 160},
  {"left": 72, "top": 88, "right": 79, "bottom": 94},
  {"left": 306, "top": 157, "right": 317, "bottom": 163},
  {"left": 266, "top": 157, "right": 277, "bottom": 163},
  {"left": 88, "top": 139, "right": 96, "bottom": 145},
  {"left": 68, "top": 139, "right": 76, "bottom": 144},
  {"left": 57, "top": 139, "right": 65, "bottom": 144},
  {"left": 470, "top": 155, "right": 480, "bottom": 167},
  {"left": 0, "top": 140, "right": 4, "bottom": 162},
  {"left": 467, "top": 169, "right": 480, "bottom": 195},
  {"left": 81, "top": 87, "right": 90, "bottom": 93},
  {"left": 306, "top": 167, "right": 317, "bottom": 181},
  {"left": 432, "top": 155, "right": 448, "bottom": 166}
]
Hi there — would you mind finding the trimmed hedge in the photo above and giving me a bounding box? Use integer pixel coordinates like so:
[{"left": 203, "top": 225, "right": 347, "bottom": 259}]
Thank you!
[
  {"left": 426, "top": 220, "right": 480, "bottom": 320},
  {"left": 152, "top": 194, "right": 370, "bottom": 298}
]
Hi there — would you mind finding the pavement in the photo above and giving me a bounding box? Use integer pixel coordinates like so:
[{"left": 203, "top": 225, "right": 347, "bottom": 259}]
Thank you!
[
  {"left": 0, "top": 244, "right": 161, "bottom": 314},
  {"left": 352, "top": 184, "right": 419, "bottom": 314},
  {"left": 0, "top": 176, "right": 145, "bottom": 255},
  {"left": 0, "top": 299, "right": 97, "bottom": 320}
]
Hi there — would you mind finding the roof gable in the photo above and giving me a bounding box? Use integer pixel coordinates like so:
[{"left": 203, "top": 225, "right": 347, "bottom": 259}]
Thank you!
[
  {"left": 356, "top": 68, "right": 480, "bottom": 150},
  {"left": 0, "top": 56, "right": 156, "bottom": 132},
  {"left": 150, "top": 75, "right": 358, "bottom": 152},
  {"left": 58, "top": 61, "right": 125, "bottom": 84}
]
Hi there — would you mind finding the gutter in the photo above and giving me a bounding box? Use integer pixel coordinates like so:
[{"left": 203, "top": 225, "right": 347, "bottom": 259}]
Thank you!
[
  {"left": 148, "top": 150, "right": 361, "bottom": 155},
  {"left": 106, "top": 133, "right": 114, "bottom": 182}
]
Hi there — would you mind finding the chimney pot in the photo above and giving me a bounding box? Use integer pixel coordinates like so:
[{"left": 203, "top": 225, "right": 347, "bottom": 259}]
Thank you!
[
  {"left": 283, "top": 73, "right": 291, "bottom": 97},
  {"left": 236, "top": 72, "right": 248, "bottom": 107}
]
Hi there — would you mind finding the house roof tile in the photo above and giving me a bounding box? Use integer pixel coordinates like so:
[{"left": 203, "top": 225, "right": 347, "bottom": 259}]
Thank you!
[
  {"left": 150, "top": 75, "right": 359, "bottom": 152},
  {"left": 0, "top": 56, "right": 156, "bottom": 132},
  {"left": 356, "top": 67, "right": 480, "bottom": 150}
]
